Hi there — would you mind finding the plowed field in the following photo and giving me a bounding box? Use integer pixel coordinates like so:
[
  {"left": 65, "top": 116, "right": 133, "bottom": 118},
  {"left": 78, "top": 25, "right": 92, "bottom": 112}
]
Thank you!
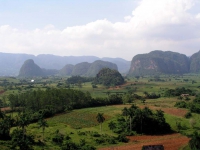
[{"left": 99, "top": 133, "right": 189, "bottom": 150}]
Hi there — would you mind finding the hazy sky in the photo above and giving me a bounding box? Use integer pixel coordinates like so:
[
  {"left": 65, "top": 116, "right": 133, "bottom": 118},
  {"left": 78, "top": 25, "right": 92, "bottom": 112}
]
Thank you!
[{"left": 0, "top": 0, "right": 200, "bottom": 60}]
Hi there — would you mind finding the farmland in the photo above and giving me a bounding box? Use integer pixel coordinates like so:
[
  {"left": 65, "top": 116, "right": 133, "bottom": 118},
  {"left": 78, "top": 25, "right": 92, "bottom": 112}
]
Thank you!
[{"left": 0, "top": 74, "right": 200, "bottom": 149}]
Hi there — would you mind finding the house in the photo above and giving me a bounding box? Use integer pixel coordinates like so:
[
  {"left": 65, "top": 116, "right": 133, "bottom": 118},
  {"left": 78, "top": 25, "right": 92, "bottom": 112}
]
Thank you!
[{"left": 181, "top": 94, "right": 189, "bottom": 97}]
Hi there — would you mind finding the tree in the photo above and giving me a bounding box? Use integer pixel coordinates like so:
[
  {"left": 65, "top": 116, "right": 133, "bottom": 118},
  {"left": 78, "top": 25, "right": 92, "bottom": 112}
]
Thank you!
[
  {"left": 122, "top": 107, "right": 129, "bottom": 121},
  {"left": 108, "top": 121, "right": 116, "bottom": 130},
  {"left": 128, "top": 108, "right": 135, "bottom": 132},
  {"left": 0, "top": 114, "right": 13, "bottom": 140},
  {"left": 96, "top": 113, "right": 105, "bottom": 133},
  {"left": 189, "top": 131, "right": 200, "bottom": 150},
  {"left": 122, "top": 94, "right": 133, "bottom": 104},
  {"left": 38, "top": 118, "right": 48, "bottom": 141},
  {"left": 11, "top": 128, "right": 34, "bottom": 150},
  {"left": 17, "top": 112, "right": 31, "bottom": 139},
  {"left": 143, "top": 91, "right": 149, "bottom": 98}
]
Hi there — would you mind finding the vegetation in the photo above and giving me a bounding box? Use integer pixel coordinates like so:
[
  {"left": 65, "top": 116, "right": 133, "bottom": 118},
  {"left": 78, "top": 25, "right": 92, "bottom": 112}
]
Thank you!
[
  {"left": 93, "top": 68, "right": 124, "bottom": 86},
  {"left": 109, "top": 105, "right": 171, "bottom": 135},
  {"left": 1, "top": 74, "right": 200, "bottom": 149}
]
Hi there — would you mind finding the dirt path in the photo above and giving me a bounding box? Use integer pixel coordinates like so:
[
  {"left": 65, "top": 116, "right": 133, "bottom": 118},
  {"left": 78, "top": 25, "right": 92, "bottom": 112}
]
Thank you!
[{"left": 99, "top": 133, "right": 189, "bottom": 150}]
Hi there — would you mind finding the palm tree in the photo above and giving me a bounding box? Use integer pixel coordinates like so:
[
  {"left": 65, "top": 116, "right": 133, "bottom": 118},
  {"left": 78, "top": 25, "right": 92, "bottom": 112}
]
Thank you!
[
  {"left": 17, "top": 112, "right": 30, "bottom": 140},
  {"left": 122, "top": 107, "right": 129, "bottom": 121},
  {"left": 128, "top": 108, "right": 134, "bottom": 131},
  {"left": 0, "top": 110, "right": 5, "bottom": 119},
  {"left": 136, "top": 109, "right": 144, "bottom": 133},
  {"left": 108, "top": 121, "right": 116, "bottom": 130},
  {"left": 38, "top": 118, "right": 48, "bottom": 141},
  {"left": 96, "top": 113, "right": 105, "bottom": 133}
]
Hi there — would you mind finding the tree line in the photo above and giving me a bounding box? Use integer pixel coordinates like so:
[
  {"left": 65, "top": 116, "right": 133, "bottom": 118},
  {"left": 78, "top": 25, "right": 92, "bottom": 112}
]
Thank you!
[{"left": 7, "top": 88, "right": 123, "bottom": 119}]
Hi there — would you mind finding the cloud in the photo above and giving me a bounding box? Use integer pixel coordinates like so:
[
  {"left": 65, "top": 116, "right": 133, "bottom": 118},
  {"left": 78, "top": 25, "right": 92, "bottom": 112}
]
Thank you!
[{"left": 0, "top": 0, "right": 200, "bottom": 60}]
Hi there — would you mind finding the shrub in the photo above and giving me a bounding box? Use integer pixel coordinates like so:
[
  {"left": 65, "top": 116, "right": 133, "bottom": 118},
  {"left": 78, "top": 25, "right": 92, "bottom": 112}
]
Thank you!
[
  {"left": 52, "top": 130, "right": 64, "bottom": 145},
  {"left": 117, "top": 134, "right": 129, "bottom": 143},
  {"left": 185, "top": 112, "right": 192, "bottom": 118}
]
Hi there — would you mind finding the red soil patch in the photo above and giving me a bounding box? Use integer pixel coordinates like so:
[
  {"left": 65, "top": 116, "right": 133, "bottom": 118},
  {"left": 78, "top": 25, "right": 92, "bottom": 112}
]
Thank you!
[
  {"left": 140, "top": 105, "right": 188, "bottom": 117},
  {"left": 0, "top": 90, "right": 5, "bottom": 95},
  {"left": 0, "top": 107, "right": 11, "bottom": 111},
  {"left": 112, "top": 104, "right": 188, "bottom": 117},
  {"left": 99, "top": 133, "right": 189, "bottom": 150}
]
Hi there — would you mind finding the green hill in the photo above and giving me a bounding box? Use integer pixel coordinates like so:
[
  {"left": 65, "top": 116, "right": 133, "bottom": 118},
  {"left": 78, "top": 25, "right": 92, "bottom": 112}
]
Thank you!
[{"left": 93, "top": 68, "right": 124, "bottom": 86}]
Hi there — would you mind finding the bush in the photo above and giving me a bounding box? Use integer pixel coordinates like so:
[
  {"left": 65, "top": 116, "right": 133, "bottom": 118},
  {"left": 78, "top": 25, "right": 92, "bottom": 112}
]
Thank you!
[
  {"left": 91, "top": 132, "right": 100, "bottom": 137},
  {"left": 117, "top": 134, "right": 129, "bottom": 143},
  {"left": 61, "top": 140, "right": 78, "bottom": 150},
  {"left": 174, "top": 101, "right": 188, "bottom": 108},
  {"left": 185, "top": 112, "right": 192, "bottom": 118},
  {"left": 52, "top": 130, "right": 64, "bottom": 145}
]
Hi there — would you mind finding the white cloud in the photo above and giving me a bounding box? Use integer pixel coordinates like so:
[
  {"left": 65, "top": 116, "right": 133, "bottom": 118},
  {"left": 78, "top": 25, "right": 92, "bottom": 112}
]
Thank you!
[{"left": 0, "top": 0, "right": 200, "bottom": 60}]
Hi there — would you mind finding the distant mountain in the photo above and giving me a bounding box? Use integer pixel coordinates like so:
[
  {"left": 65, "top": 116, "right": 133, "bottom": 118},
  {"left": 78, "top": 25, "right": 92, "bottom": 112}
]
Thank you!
[
  {"left": 101, "top": 57, "right": 130, "bottom": 74},
  {"left": 59, "top": 60, "right": 118, "bottom": 77},
  {"left": 0, "top": 52, "right": 35, "bottom": 76},
  {"left": 71, "top": 62, "right": 91, "bottom": 76},
  {"left": 18, "top": 59, "right": 44, "bottom": 77},
  {"left": 18, "top": 59, "right": 118, "bottom": 77},
  {"left": 86, "top": 60, "right": 118, "bottom": 77},
  {"left": 0, "top": 52, "right": 130, "bottom": 76},
  {"left": 190, "top": 50, "right": 200, "bottom": 73},
  {"left": 128, "top": 50, "right": 190, "bottom": 76},
  {"left": 59, "top": 64, "right": 74, "bottom": 76}
]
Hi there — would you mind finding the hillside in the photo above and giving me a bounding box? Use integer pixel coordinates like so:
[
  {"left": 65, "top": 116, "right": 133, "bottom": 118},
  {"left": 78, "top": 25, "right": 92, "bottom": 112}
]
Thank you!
[
  {"left": 190, "top": 50, "right": 200, "bottom": 73},
  {"left": 128, "top": 50, "right": 190, "bottom": 76}
]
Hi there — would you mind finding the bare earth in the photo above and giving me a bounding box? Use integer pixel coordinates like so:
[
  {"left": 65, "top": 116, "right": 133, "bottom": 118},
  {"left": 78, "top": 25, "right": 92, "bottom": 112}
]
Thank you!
[{"left": 99, "top": 133, "right": 189, "bottom": 150}]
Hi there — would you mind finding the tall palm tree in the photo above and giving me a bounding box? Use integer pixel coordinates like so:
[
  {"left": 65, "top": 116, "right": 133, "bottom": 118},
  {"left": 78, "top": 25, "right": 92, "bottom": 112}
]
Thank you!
[
  {"left": 128, "top": 108, "right": 134, "bottom": 131},
  {"left": 122, "top": 107, "right": 129, "bottom": 121},
  {"left": 96, "top": 113, "right": 105, "bottom": 133},
  {"left": 38, "top": 118, "right": 48, "bottom": 141},
  {"left": 17, "top": 112, "right": 30, "bottom": 140}
]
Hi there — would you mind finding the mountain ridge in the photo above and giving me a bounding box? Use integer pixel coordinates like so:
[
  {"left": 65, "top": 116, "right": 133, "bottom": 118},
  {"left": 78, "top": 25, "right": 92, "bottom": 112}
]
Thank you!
[
  {"left": 18, "top": 59, "right": 118, "bottom": 77},
  {"left": 0, "top": 52, "right": 130, "bottom": 76}
]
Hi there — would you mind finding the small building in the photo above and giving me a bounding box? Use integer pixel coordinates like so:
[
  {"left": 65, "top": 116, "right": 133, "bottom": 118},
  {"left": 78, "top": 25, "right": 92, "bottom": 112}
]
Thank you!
[{"left": 181, "top": 94, "right": 189, "bottom": 97}]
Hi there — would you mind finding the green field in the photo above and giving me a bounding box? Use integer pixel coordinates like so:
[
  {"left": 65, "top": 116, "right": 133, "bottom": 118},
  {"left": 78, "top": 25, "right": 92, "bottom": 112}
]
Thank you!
[{"left": 1, "top": 75, "right": 200, "bottom": 149}]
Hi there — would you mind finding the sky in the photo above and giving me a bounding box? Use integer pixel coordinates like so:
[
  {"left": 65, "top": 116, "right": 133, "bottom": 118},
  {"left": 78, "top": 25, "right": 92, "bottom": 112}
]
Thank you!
[{"left": 0, "top": 0, "right": 200, "bottom": 60}]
